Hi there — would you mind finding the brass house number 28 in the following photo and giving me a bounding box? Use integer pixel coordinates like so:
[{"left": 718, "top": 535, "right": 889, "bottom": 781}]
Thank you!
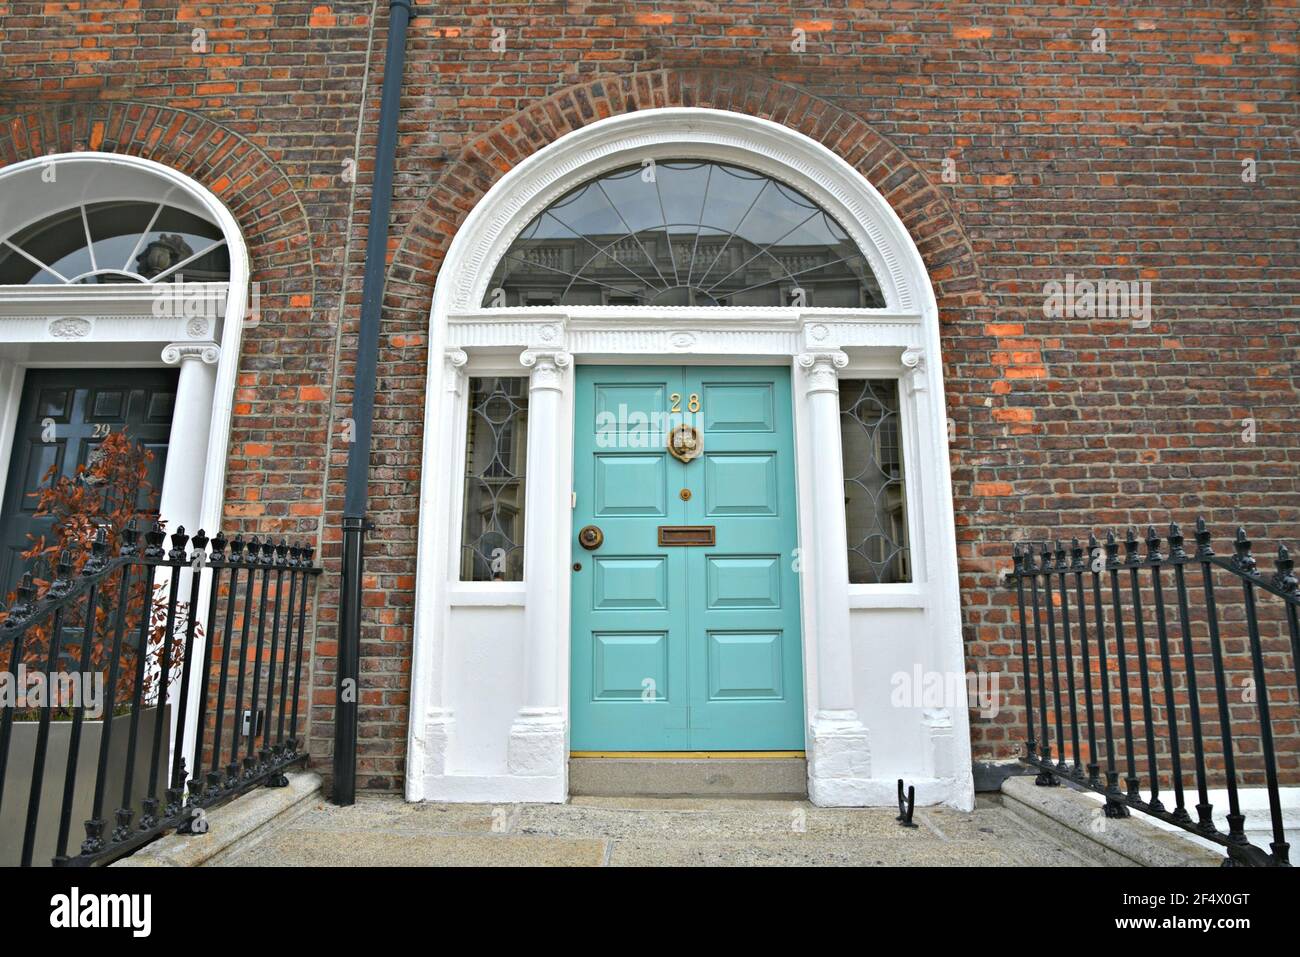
[{"left": 669, "top": 393, "right": 701, "bottom": 414}]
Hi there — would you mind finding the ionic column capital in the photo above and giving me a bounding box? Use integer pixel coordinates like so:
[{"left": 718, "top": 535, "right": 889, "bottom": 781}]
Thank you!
[
  {"left": 797, "top": 350, "right": 848, "bottom": 395},
  {"left": 161, "top": 341, "right": 220, "bottom": 365},
  {"left": 520, "top": 349, "right": 572, "bottom": 392},
  {"left": 901, "top": 348, "right": 927, "bottom": 394},
  {"left": 444, "top": 349, "right": 468, "bottom": 393}
]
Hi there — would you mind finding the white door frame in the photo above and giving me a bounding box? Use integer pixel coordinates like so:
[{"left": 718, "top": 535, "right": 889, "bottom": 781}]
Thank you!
[{"left": 408, "top": 108, "right": 972, "bottom": 809}]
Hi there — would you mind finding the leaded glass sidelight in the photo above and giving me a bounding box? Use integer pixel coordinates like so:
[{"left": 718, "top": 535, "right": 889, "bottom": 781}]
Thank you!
[
  {"left": 840, "top": 379, "right": 911, "bottom": 584},
  {"left": 484, "top": 160, "right": 885, "bottom": 308},
  {"left": 0, "top": 201, "right": 230, "bottom": 285},
  {"left": 460, "top": 377, "right": 529, "bottom": 582}
]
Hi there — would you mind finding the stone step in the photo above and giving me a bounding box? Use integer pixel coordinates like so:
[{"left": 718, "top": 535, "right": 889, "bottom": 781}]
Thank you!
[{"left": 569, "top": 755, "right": 808, "bottom": 798}]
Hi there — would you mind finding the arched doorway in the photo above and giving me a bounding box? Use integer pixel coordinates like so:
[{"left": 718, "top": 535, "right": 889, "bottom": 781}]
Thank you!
[
  {"left": 0, "top": 152, "right": 251, "bottom": 765},
  {"left": 407, "top": 108, "right": 971, "bottom": 809}
]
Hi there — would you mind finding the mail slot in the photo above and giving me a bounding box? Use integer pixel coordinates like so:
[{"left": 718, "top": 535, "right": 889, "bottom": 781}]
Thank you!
[{"left": 657, "top": 525, "right": 716, "bottom": 546}]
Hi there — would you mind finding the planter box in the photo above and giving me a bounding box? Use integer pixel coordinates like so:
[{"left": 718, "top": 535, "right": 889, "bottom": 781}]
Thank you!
[{"left": 1, "top": 705, "right": 170, "bottom": 867}]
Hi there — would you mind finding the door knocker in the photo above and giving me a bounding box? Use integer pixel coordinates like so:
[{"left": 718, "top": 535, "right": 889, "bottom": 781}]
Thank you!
[{"left": 667, "top": 424, "right": 703, "bottom": 463}]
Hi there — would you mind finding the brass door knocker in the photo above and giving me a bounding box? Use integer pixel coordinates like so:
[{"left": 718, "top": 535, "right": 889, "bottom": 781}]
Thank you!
[{"left": 667, "top": 424, "right": 703, "bottom": 463}]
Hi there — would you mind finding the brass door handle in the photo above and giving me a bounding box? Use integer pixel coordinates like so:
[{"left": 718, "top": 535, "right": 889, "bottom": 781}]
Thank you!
[{"left": 578, "top": 525, "right": 604, "bottom": 550}]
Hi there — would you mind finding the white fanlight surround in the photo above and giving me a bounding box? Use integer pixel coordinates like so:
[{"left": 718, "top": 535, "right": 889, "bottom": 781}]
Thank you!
[
  {"left": 408, "top": 108, "right": 973, "bottom": 809},
  {"left": 0, "top": 152, "right": 249, "bottom": 539},
  {"left": 0, "top": 152, "right": 250, "bottom": 770}
]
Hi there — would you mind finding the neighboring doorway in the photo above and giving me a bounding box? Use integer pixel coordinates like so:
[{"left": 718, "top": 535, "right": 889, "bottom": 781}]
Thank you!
[
  {"left": 0, "top": 368, "right": 178, "bottom": 598},
  {"left": 570, "top": 365, "right": 804, "bottom": 751}
]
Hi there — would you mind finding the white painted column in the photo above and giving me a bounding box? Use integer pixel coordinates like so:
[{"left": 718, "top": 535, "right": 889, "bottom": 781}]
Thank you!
[
  {"left": 797, "top": 350, "right": 874, "bottom": 806},
  {"left": 407, "top": 349, "right": 466, "bottom": 797},
  {"left": 158, "top": 341, "right": 219, "bottom": 778},
  {"left": 506, "top": 348, "right": 571, "bottom": 801},
  {"left": 0, "top": 359, "right": 25, "bottom": 512},
  {"left": 158, "top": 341, "right": 220, "bottom": 535}
]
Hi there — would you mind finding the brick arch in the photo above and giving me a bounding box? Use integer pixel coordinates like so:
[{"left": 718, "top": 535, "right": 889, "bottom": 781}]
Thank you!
[
  {"left": 0, "top": 101, "right": 329, "bottom": 541},
  {"left": 385, "top": 68, "right": 982, "bottom": 324},
  {"left": 0, "top": 101, "right": 315, "bottom": 293}
]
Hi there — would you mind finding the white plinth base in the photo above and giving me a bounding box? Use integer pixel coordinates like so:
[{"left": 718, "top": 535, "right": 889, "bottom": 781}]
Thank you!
[
  {"left": 806, "top": 710, "right": 872, "bottom": 806},
  {"left": 502, "top": 707, "right": 566, "bottom": 802}
]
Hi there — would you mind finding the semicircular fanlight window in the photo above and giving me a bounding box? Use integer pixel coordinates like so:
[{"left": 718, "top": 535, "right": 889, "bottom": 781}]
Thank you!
[
  {"left": 483, "top": 160, "right": 885, "bottom": 308},
  {"left": 0, "top": 201, "right": 230, "bottom": 285}
]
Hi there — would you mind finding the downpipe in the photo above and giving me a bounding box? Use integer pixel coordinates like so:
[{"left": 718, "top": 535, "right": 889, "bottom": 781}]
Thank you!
[{"left": 335, "top": 0, "right": 413, "bottom": 806}]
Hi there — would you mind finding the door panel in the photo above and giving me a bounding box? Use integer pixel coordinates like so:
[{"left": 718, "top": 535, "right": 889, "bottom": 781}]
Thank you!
[
  {"left": 0, "top": 369, "right": 178, "bottom": 600},
  {"left": 571, "top": 364, "right": 803, "bottom": 751}
]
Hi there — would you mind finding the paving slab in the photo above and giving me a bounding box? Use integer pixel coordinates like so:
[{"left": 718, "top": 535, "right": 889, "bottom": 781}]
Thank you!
[
  {"left": 214, "top": 791, "right": 1098, "bottom": 866},
  {"left": 220, "top": 829, "right": 608, "bottom": 867}
]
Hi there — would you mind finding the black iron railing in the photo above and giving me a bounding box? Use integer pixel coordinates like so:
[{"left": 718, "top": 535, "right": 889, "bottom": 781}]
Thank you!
[
  {"left": 1011, "top": 520, "right": 1299, "bottom": 867},
  {"left": 0, "top": 520, "right": 319, "bottom": 866}
]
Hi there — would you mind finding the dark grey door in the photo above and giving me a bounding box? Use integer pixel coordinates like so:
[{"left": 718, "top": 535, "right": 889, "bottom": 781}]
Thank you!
[{"left": 0, "top": 369, "right": 178, "bottom": 599}]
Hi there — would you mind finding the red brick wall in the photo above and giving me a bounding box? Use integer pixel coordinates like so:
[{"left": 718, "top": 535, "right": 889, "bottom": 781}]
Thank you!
[{"left": 3, "top": 2, "right": 1297, "bottom": 792}]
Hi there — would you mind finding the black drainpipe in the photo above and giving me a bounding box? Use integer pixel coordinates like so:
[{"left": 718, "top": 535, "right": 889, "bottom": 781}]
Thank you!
[{"left": 335, "top": 0, "right": 414, "bottom": 806}]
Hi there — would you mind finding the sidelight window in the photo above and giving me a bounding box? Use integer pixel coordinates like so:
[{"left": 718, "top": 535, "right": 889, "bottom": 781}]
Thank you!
[
  {"left": 459, "top": 377, "right": 529, "bottom": 582},
  {"left": 840, "top": 379, "right": 910, "bottom": 584}
]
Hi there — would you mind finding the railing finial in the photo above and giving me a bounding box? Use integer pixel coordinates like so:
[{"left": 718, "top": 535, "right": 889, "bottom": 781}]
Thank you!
[
  {"left": 1123, "top": 527, "right": 1141, "bottom": 566},
  {"left": 1232, "top": 526, "right": 1256, "bottom": 574},
  {"left": 208, "top": 529, "right": 228, "bottom": 565},
  {"left": 120, "top": 517, "right": 140, "bottom": 557},
  {"left": 1168, "top": 521, "right": 1186, "bottom": 560},
  {"left": 1145, "top": 525, "right": 1162, "bottom": 563},
  {"left": 4, "top": 572, "right": 37, "bottom": 624},
  {"left": 83, "top": 526, "right": 110, "bottom": 576},
  {"left": 1195, "top": 516, "right": 1214, "bottom": 558},
  {"left": 168, "top": 526, "right": 190, "bottom": 562},
  {"left": 48, "top": 550, "right": 75, "bottom": 598},
  {"left": 144, "top": 521, "right": 166, "bottom": 559},
  {"left": 1272, "top": 545, "right": 1296, "bottom": 594}
]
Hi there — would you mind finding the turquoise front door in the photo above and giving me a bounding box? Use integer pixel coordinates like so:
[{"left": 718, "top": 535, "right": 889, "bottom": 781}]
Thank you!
[{"left": 570, "top": 365, "right": 804, "bottom": 750}]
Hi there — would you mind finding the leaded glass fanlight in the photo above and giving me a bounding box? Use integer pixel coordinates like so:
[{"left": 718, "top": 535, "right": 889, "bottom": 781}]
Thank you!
[
  {"left": 484, "top": 160, "right": 885, "bottom": 308},
  {"left": 0, "top": 201, "right": 230, "bottom": 285}
]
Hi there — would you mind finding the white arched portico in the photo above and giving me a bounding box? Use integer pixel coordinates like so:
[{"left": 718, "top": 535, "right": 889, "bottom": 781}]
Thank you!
[
  {"left": 407, "top": 108, "right": 973, "bottom": 809},
  {"left": 0, "top": 152, "right": 251, "bottom": 771}
]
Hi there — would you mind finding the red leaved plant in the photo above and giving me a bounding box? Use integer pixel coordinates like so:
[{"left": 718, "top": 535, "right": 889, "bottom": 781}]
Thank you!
[{"left": 0, "top": 430, "right": 193, "bottom": 719}]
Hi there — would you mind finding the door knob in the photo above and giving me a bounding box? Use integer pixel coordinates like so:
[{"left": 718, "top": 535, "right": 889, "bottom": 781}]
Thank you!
[{"left": 578, "top": 525, "right": 604, "bottom": 550}]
